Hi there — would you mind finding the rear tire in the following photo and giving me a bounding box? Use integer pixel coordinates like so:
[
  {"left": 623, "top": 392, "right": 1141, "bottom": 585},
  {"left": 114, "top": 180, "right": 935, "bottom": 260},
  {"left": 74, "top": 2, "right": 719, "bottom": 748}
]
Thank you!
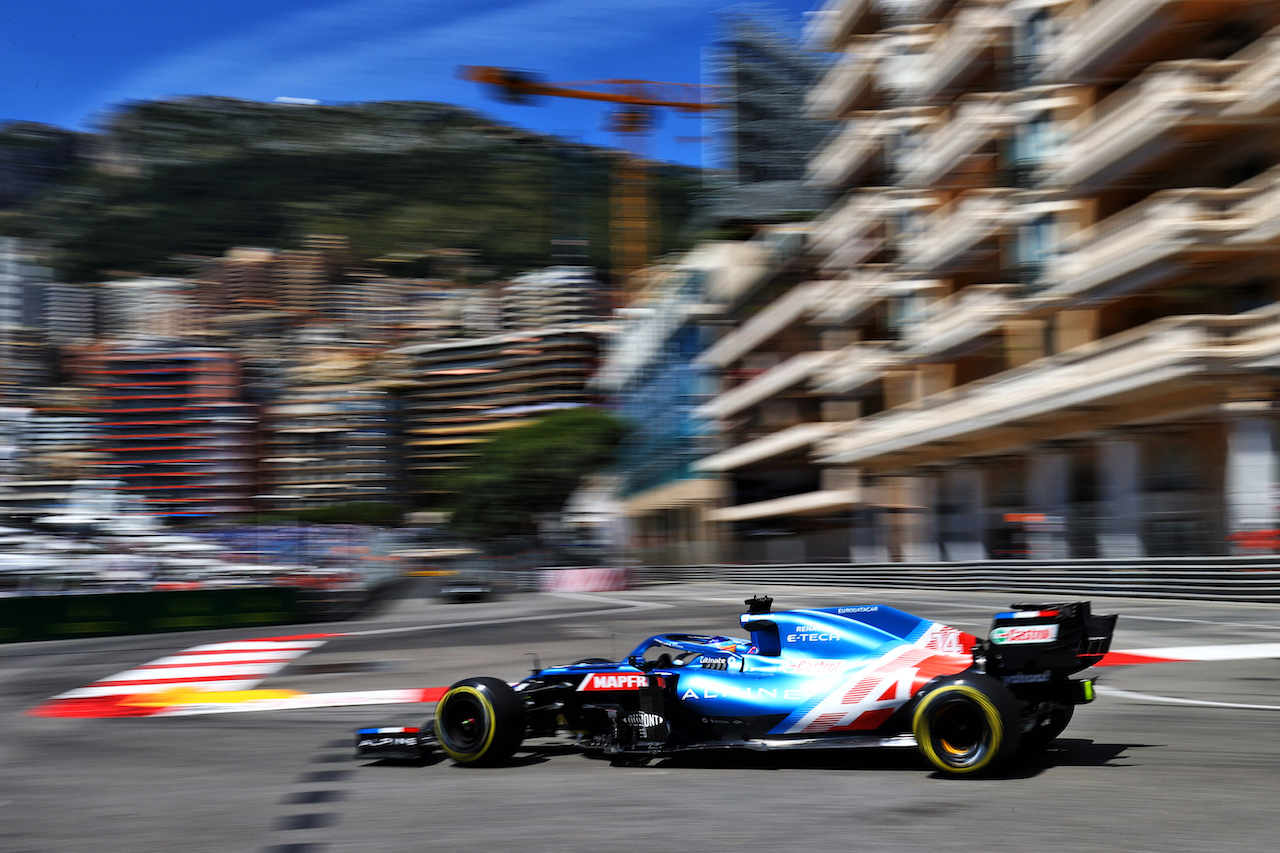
[
  {"left": 913, "top": 674, "right": 1021, "bottom": 776},
  {"left": 434, "top": 677, "right": 524, "bottom": 766}
]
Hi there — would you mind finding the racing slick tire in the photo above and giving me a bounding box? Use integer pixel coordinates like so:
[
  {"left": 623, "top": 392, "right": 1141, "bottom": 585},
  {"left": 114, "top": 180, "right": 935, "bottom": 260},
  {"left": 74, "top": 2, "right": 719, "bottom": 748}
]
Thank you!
[
  {"left": 1020, "top": 704, "right": 1074, "bottom": 755},
  {"left": 912, "top": 674, "right": 1021, "bottom": 776},
  {"left": 434, "top": 677, "right": 525, "bottom": 767}
]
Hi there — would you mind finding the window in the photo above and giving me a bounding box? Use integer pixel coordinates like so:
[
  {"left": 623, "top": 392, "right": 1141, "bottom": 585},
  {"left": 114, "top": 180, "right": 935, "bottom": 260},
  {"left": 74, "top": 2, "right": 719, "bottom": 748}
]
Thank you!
[
  {"left": 1016, "top": 9, "right": 1053, "bottom": 83},
  {"left": 1017, "top": 213, "right": 1056, "bottom": 284},
  {"left": 1015, "top": 111, "right": 1056, "bottom": 167}
]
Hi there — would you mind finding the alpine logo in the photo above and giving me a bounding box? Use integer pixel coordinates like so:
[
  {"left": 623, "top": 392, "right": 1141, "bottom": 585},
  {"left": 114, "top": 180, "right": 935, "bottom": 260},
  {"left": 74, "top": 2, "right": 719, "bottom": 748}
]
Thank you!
[
  {"left": 577, "top": 673, "right": 649, "bottom": 691},
  {"left": 990, "top": 625, "right": 1059, "bottom": 645}
]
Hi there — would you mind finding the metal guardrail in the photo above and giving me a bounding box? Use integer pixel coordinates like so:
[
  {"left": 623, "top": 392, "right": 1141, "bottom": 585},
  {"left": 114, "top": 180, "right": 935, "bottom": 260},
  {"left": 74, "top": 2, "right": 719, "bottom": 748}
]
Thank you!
[{"left": 632, "top": 557, "right": 1280, "bottom": 602}]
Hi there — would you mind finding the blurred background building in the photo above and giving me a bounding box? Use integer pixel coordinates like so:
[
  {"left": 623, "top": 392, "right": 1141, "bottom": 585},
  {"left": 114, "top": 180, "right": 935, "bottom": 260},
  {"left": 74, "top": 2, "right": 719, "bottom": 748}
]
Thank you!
[
  {"left": 262, "top": 376, "right": 401, "bottom": 513},
  {"left": 686, "top": 0, "right": 1280, "bottom": 561},
  {"left": 69, "top": 344, "right": 259, "bottom": 519},
  {"left": 595, "top": 245, "right": 737, "bottom": 565},
  {"left": 394, "top": 326, "right": 602, "bottom": 505},
  {"left": 502, "top": 266, "right": 605, "bottom": 329},
  {"left": 8, "top": 0, "right": 1280, "bottom": 568},
  {"left": 0, "top": 238, "right": 55, "bottom": 404},
  {"left": 594, "top": 8, "right": 837, "bottom": 565},
  {"left": 702, "top": 7, "right": 836, "bottom": 222}
]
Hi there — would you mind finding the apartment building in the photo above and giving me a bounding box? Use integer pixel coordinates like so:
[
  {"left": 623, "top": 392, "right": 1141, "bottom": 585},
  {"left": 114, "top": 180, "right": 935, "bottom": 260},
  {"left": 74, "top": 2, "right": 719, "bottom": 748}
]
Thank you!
[
  {"left": 72, "top": 344, "right": 259, "bottom": 519},
  {"left": 101, "top": 279, "right": 204, "bottom": 340},
  {"left": 502, "top": 266, "right": 605, "bottom": 329},
  {"left": 595, "top": 245, "right": 743, "bottom": 565},
  {"left": 393, "top": 327, "right": 600, "bottom": 504},
  {"left": 697, "top": 0, "right": 1280, "bottom": 560},
  {"left": 0, "top": 238, "right": 55, "bottom": 403},
  {"left": 21, "top": 388, "right": 101, "bottom": 479},
  {"left": 260, "top": 349, "right": 401, "bottom": 511},
  {"left": 692, "top": 224, "right": 862, "bottom": 562}
]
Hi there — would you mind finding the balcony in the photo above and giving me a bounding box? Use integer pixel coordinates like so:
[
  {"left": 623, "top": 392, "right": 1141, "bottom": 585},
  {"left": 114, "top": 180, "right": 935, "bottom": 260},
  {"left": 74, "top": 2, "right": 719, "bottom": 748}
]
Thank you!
[
  {"left": 807, "top": 0, "right": 878, "bottom": 51},
  {"left": 812, "top": 190, "right": 899, "bottom": 269},
  {"left": 817, "top": 307, "right": 1280, "bottom": 467},
  {"left": 698, "top": 351, "right": 835, "bottom": 421},
  {"left": 709, "top": 488, "right": 860, "bottom": 522},
  {"left": 1222, "top": 27, "right": 1280, "bottom": 118},
  {"left": 1048, "top": 60, "right": 1247, "bottom": 190},
  {"left": 896, "top": 284, "right": 1018, "bottom": 358},
  {"left": 810, "top": 265, "right": 902, "bottom": 325},
  {"left": 890, "top": 0, "right": 958, "bottom": 25},
  {"left": 806, "top": 37, "right": 886, "bottom": 119},
  {"left": 811, "top": 343, "right": 899, "bottom": 395},
  {"left": 1042, "top": 0, "right": 1269, "bottom": 83},
  {"left": 1228, "top": 162, "right": 1280, "bottom": 245},
  {"left": 1037, "top": 188, "right": 1254, "bottom": 304},
  {"left": 906, "top": 4, "right": 1009, "bottom": 102},
  {"left": 698, "top": 281, "right": 823, "bottom": 369},
  {"left": 808, "top": 113, "right": 895, "bottom": 187},
  {"left": 818, "top": 189, "right": 939, "bottom": 274},
  {"left": 900, "top": 189, "right": 1018, "bottom": 273},
  {"left": 898, "top": 93, "right": 1016, "bottom": 187},
  {"left": 695, "top": 421, "right": 841, "bottom": 473}
]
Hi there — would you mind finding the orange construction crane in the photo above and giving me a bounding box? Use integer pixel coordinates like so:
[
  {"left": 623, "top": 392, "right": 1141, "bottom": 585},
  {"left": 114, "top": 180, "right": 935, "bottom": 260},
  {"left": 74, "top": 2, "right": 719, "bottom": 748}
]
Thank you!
[{"left": 460, "top": 65, "right": 721, "bottom": 287}]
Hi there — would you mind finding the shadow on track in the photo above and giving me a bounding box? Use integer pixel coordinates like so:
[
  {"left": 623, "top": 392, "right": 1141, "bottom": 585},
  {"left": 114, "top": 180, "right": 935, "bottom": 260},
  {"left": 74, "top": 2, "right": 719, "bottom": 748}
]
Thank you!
[{"left": 577, "top": 738, "right": 1151, "bottom": 777}]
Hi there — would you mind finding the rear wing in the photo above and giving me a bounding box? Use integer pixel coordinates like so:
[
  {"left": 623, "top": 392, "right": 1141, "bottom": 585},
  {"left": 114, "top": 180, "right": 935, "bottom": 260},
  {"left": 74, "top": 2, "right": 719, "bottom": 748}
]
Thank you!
[{"left": 982, "top": 601, "right": 1117, "bottom": 676}]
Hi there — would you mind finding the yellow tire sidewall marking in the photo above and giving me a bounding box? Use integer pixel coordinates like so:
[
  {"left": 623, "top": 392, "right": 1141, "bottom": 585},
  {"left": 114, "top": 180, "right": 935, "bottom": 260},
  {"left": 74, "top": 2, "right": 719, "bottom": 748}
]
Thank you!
[
  {"left": 913, "top": 684, "right": 1004, "bottom": 774},
  {"left": 435, "top": 685, "right": 497, "bottom": 763}
]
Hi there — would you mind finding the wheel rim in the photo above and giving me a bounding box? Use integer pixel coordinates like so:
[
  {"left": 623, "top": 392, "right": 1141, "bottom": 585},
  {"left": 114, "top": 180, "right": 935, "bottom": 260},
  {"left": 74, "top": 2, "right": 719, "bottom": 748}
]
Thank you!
[
  {"left": 930, "top": 699, "right": 991, "bottom": 767},
  {"left": 439, "top": 693, "right": 487, "bottom": 752}
]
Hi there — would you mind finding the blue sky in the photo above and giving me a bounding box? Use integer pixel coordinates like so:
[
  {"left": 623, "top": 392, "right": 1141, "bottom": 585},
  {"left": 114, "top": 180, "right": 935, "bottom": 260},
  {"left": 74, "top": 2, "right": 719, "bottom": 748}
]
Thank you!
[{"left": 3, "top": 0, "right": 823, "bottom": 167}]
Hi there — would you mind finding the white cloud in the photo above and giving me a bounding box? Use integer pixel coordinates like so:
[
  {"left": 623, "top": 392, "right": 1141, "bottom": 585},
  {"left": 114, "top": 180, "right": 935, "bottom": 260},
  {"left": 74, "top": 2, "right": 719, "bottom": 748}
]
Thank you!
[{"left": 91, "top": 0, "right": 722, "bottom": 111}]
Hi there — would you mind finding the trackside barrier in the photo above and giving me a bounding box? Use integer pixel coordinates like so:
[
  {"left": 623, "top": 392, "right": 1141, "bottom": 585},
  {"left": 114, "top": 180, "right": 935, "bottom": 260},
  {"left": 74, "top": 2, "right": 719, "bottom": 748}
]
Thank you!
[
  {"left": 0, "top": 588, "right": 305, "bottom": 644},
  {"left": 539, "top": 567, "right": 631, "bottom": 593},
  {"left": 631, "top": 557, "right": 1280, "bottom": 603}
]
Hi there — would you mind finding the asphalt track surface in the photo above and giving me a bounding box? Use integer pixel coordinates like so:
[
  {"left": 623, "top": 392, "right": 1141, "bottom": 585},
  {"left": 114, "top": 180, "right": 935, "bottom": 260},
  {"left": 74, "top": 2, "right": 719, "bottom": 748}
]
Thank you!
[{"left": 4, "top": 582, "right": 1280, "bottom": 853}]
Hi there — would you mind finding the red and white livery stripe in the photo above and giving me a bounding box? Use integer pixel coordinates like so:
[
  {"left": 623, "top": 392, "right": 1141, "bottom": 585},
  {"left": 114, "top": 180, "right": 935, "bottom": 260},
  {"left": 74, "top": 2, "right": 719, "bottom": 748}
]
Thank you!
[{"left": 787, "top": 623, "right": 975, "bottom": 735}]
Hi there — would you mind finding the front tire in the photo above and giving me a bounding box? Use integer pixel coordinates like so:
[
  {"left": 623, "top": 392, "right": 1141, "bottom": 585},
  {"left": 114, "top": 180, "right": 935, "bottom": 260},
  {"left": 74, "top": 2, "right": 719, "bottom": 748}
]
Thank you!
[
  {"left": 913, "top": 674, "right": 1021, "bottom": 776},
  {"left": 434, "top": 677, "right": 524, "bottom": 766}
]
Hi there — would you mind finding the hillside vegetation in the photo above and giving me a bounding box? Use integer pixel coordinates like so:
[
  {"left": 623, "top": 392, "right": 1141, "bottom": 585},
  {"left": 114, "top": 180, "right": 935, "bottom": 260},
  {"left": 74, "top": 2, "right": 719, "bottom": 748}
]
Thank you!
[{"left": 1, "top": 97, "right": 704, "bottom": 282}]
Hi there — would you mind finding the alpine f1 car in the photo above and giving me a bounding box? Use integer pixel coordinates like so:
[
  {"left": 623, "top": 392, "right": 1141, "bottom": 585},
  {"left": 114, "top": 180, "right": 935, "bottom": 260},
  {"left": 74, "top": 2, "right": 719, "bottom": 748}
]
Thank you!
[{"left": 356, "top": 596, "right": 1116, "bottom": 776}]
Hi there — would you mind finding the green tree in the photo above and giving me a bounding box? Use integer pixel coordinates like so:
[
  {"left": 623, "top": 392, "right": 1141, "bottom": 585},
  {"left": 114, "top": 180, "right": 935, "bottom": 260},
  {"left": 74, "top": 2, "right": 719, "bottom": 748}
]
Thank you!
[
  {"left": 2, "top": 98, "right": 704, "bottom": 282},
  {"left": 446, "top": 408, "right": 627, "bottom": 541}
]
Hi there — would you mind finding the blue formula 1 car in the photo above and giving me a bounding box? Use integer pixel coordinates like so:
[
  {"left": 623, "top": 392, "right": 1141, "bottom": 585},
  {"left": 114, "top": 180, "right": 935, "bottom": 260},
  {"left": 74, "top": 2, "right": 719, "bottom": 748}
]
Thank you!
[{"left": 356, "top": 596, "right": 1116, "bottom": 776}]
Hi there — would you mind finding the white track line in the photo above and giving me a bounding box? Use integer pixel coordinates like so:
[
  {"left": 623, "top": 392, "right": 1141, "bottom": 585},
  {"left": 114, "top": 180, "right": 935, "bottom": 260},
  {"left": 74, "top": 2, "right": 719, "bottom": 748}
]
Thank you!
[
  {"left": 1109, "top": 643, "right": 1280, "bottom": 662},
  {"left": 1097, "top": 686, "right": 1280, "bottom": 712}
]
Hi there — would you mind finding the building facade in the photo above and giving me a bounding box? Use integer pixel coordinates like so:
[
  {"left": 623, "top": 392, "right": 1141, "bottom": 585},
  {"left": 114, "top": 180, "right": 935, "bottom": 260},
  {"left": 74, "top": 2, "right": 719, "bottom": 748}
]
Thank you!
[
  {"left": 260, "top": 349, "right": 401, "bottom": 512},
  {"left": 394, "top": 327, "right": 601, "bottom": 504},
  {"left": 71, "top": 344, "right": 259, "bottom": 520},
  {"left": 697, "top": 0, "right": 1280, "bottom": 560},
  {"left": 596, "top": 245, "right": 742, "bottom": 565}
]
